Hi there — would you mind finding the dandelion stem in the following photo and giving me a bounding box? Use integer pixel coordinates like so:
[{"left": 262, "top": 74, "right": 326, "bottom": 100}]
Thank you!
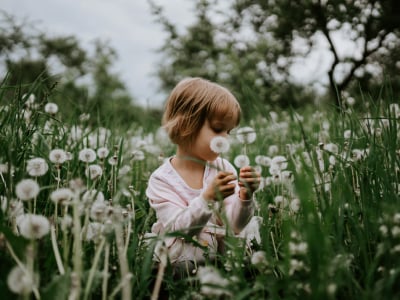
[
  {"left": 102, "top": 242, "right": 110, "bottom": 300},
  {"left": 84, "top": 237, "right": 106, "bottom": 300},
  {"left": 270, "top": 231, "right": 279, "bottom": 260},
  {"left": 71, "top": 196, "right": 83, "bottom": 299},
  {"left": 114, "top": 222, "right": 132, "bottom": 299},
  {"left": 50, "top": 224, "right": 65, "bottom": 275},
  {"left": 5, "top": 241, "right": 41, "bottom": 300},
  {"left": 151, "top": 249, "right": 167, "bottom": 300}
]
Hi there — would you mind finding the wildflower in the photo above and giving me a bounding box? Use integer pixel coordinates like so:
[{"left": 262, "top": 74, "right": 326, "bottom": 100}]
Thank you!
[
  {"left": 234, "top": 154, "right": 250, "bottom": 168},
  {"left": 17, "top": 214, "right": 50, "bottom": 239},
  {"left": 344, "top": 130, "right": 352, "bottom": 139},
  {"left": 236, "top": 126, "right": 256, "bottom": 144},
  {"left": 44, "top": 102, "right": 58, "bottom": 114},
  {"left": 271, "top": 155, "right": 288, "bottom": 170},
  {"left": 268, "top": 145, "right": 279, "bottom": 156},
  {"left": 239, "top": 216, "right": 262, "bottom": 244},
  {"left": 210, "top": 136, "right": 230, "bottom": 154},
  {"left": 324, "top": 143, "right": 339, "bottom": 154},
  {"left": 78, "top": 148, "right": 96, "bottom": 163},
  {"left": 197, "top": 266, "right": 230, "bottom": 297},
  {"left": 50, "top": 188, "right": 74, "bottom": 205},
  {"left": 90, "top": 200, "right": 109, "bottom": 222},
  {"left": 97, "top": 147, "right": 110, "bottom": 159},
  {"left": 83, "top": 222, "right": 104, "bottom": 241},
  {"left": 274, "top": 195, "right": 288, "bottom": 208},
  {"left": 108, "top": 156, "right": 118, "bottom": 166},
  {"left": 82, "top": 189, "right": 105, "bottom": 204},
  {"left": 26, "top": 158, "right": 49, "bottom": 177},
  {"left": 345, "top": 97, "right": 355, "bottom": 106},
  {"left": 131, "top": 150, "right": 145, "bottom": 161},
  {"left": 49, "top": 149, "right": 67, "bottom": 164},
  {"left": 255, "top": 155, "right": 271, "bottom": 167},
  {"left": 250, "top": 250, "right": 268, "bottom": 267},
  {"left": 85, "top": 164, "right": 103, "bottom": 180},
  {"left": 7, "top": 265, "right": 37, "bottom": 295},
  {"left": 290, "top": 198, "right": 301, "bottom": 213},
  {"left": 15, "top": 179, "right": 40, "bottom": 201},
  {"left": 327, "top": 283, "right": 337, "bottom": 296}
]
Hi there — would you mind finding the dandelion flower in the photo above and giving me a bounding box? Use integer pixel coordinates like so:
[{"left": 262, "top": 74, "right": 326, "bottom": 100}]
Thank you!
[
  {"left": 17, "top": 214, "right": 50, "bottom": 239},
  {"left": 7, "top": 265, "right": 37, "bottom": 295},
  {"left": 251, "top": 250, "right": 267, "bottom": 266},
  {"left": 255, "top": 155, "right": 271, "bottom": 167},
  {"left": 26, "top": 158, "right": 49, "bottom": 177},
  {"left": 85, "top": 164, "right": 103, "bottom": 180},
  {"left": 15, "top": 179, "right": 40, "bottom": 201},
  {"left": 50, "top": 188, "right": 74, "bottom": 205},
  {"left": 90, "top": 200, "right": 109, "bottom": 222},
  {"left": 97, "top": 147, "right": 110, "bottom": 159},
  {"left": 44, "top": 102, "right": 58, "bottom": 114},
  {"left": 236, "top": 126, "right": 256, "bottom": 144},
  {"left": 197, "top": 266, "right": 230, "bottom": 297},
  {"left": 78, "top": 148, "right": 96, "bottom": 163},
  {"left": 271, "top": 156, "right": 288, "bottom": 170},
  {"left": 49, "top": 149, "right": 67, "bottom": 164},
  {"left": 210, "top": 136, "right": 230, "bottom": 154},
  {"left": 108, "top": 156, "right": 118, "bottom": 166},
  {"left": 82, "top": 189, "right": 105, "bottom": 204},
  {"left": 290, "top": 198, "right": 301, "bottom": 213},
  {"left": 131, "top": 150, "right": 145, "bottom": 161},
  {"left": 344, "top": 129, "right": 352, "bottom": 139},
  {"left": 234, "top": 154, "right": 250, "bottom": 168}
]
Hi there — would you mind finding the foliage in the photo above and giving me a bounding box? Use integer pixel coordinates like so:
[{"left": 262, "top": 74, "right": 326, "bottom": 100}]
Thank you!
[
  {"left": 0, "top": 78, "right": 399, "bottom": 299},
  {"left": 151, "top": 0, "right": 400, "bottom": 113}
]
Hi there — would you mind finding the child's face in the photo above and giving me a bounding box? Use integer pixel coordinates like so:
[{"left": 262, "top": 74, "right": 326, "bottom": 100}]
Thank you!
[{"left": 188, "top": 118, "right": 236, "bottom": 162}]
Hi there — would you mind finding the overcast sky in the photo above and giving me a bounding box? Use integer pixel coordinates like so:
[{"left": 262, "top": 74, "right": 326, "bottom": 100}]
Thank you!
[{"left": 2, "top": 0, "right": 196, "bottom": 108}]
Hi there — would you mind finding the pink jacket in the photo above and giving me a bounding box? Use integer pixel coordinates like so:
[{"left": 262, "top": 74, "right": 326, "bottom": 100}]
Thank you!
[{"left": 146, "top": 157, "right": 254, "bottom": 263}]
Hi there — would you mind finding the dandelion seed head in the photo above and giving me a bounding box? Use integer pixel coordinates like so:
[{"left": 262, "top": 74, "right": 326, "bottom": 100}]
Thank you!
[
  {"left": 97, "top": 147, "right": 109, "bottom": 159},
  {"left": 236, "top": 126, "right": 256, "bottom": 144},
  {"left": 85, "top": 164, "right": 103, "bottom": 180},
  {"left": 44, "top": 102, "right": 58, "bottom": 114},
  {"left": 268, "top": 145, "right": 279, "bottom": 156},
  {"left": 255, "top": 155, "right": 271, "bottom": 167},
  {"left": 271, "top": 155, "right": 288, "bottom": 170},
  {"left": 50, "top": 188, "right": 74, "bottom": 205},
  {"left": 17, "top": 214, "right": 50, "bottom": 239},
  {"left": 197, "top": 266, "right": 230, "bottom": 297},
  {"left": 251, "top": 250, "right": 267, "bottom": 266},
  {"left": 49, "top": 149, "right": 67, "bottom": 164},
  {"left": 7, "top": 266, "right": 37, "bottom": 295},
  {"left": 82, "top": 189, "right": 105, "bottom": 204},
  {"left": 15, "top": 179, "right": 40, "bottom": 201},
  {"left": 210, "top": 136, "right": 230, "bottom": 154},
  {"left": 290, "top": 198, "right": 301, "bottom": 213},
  {"left": 78, "top": 148, "right": 96, "bottom": 163},
  {"left": 26, "top": 158, "right": 49, "bottom": 177},
  {"left": 234, "top": 154, "right": 250, "bottom": 168},
  {"left": 131, "top": 150, "right": 145, "bottom": 161}
]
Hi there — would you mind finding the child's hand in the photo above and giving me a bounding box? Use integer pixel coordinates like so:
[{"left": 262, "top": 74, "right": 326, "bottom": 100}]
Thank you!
[
  {"left": 238, "top": 166, "right": 261, "bottom": 200},
  {"left": 203, "top": 171, "right": 236, "bottom": 201}
]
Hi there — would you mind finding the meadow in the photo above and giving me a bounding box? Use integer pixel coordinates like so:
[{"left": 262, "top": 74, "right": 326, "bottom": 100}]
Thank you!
[{"left": 0, "top": 84, "right": 399, "bottom": 299}]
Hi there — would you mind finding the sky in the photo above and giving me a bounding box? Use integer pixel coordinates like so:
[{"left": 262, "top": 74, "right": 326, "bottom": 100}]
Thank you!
[
  {"left": 2, "top": 1, "right": 357, "bottom": 108},
  {"left": 2, "top": 0, "right": 195, "bottom": 108}
]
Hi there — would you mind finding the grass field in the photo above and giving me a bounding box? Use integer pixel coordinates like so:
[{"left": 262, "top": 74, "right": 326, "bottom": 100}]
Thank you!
[{"left": 0, "top": 85, "right": 399, "bottom": 299}]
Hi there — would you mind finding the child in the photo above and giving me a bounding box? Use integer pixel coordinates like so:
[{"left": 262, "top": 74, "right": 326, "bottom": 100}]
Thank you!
[{"left": 146, "top": 77, "right": 260, "bottom": 273}]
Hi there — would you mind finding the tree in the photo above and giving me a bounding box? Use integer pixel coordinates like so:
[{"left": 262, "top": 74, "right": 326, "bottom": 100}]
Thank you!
[
  {"left": 231, "top": 0, "right": 400, "bottom": 108},
  {"left": 0, "top": 11, "right": 157, "bottom": 129}
]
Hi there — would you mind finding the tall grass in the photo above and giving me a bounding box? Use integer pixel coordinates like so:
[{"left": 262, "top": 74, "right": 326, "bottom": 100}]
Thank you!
[{"left": 0, "top": 79, "right": 399, "bottom": 299}]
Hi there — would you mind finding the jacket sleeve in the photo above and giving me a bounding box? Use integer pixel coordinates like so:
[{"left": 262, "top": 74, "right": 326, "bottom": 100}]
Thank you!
[
  {"left": 146, "top": 173, "right": 212, "bottom": 237},
  {"left": 221, "top": 160, "right": 255, "bottom": 234}
]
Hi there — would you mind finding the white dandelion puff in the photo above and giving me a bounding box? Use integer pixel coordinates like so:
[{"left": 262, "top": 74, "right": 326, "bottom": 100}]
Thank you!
[
  {"left": 97, "top": 147, "right": 110, "bottom": 159},
  {"left": 78, "top": 148, "right": 96, "bottom": 163},
  {"left": 290, "top": 198, "right": 301, "bottom": 213},
  {"left": 251, "top": 251, "right": 268, "bottom": 267},
  {"left": 50, "top": 188, "right": 74, "bottom": 205},
  {"left": 44, "top": 102, "right": 58, "bottom": 114},
  {"left": 271, "top": 156, "right": 288, "bottom": 170},
  {"left": 210, "top": 136, "right": 230, "bottom": 154},
  {"left": 49, "top": 149, "right": 67, "bottom": 164},
  {"left": 131, "top": 150, "right": 145, "bottom": 161},
  {"left": 108, "top": 156, "right": 118, "bottom": 166},
  {"left": 255, "top": 155, "right": 271, "bottom": 167},
  {"left": 26, "top": 158, "right": 49, "bottom": 177},
  {"left": 234, "top": 154, "right": 250, "bottom": 168},
  {"left": 7, "top": 265, "right": 38, "bottom": 295},
  {"left": 197, "top": 266, "right": 230, "bottom": 297},
  {"left": 82, "top": 189, "right": 105, "bottom": 204},
  {"left": 85, "top": 164, "right": 103, "bottom": 180},
  {"left": 17, "top": 214, "right": 50, "bottom": 239},
  {"left": 15, "top": 179, "right": 40, "bottom": 201},
  {"left": 236, "top": 126, "right": 257, "bottom": 144}
]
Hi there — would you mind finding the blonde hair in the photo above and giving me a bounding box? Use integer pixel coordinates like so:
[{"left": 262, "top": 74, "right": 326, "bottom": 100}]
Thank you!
[{"left": 163, "top": 77, "right": 241, "bottom": 147}]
